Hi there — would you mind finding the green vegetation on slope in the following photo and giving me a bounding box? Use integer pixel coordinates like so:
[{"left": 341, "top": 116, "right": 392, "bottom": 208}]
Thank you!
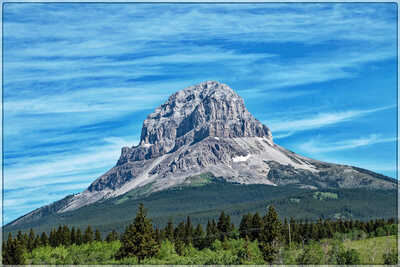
[{"left": 4, "top": 182, "right": 397, "bottom": 237}]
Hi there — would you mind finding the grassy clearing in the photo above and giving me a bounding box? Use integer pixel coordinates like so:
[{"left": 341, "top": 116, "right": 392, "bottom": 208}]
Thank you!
[{"left": 344, "top": 235, "right": 398, "bottom": 264}]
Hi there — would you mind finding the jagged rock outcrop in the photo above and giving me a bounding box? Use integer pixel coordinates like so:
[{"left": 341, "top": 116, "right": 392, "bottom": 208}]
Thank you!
[
  {"left": 117, "top": 81, "right": 272, "bottom": 164},
  {"left": 8, "top": 81, "right": 397, "bottom": 226}
]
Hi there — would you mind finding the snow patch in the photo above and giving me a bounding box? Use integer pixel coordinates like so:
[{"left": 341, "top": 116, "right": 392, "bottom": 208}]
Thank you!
[
  {"left": 214, "top": 137, "right": 220, "bottom": 140},
  {"left": 142, "top": 143, "right": 152, "bottom": 148},
  {"left": 232, "top": 154, "right": 251, "bottom": 162}
]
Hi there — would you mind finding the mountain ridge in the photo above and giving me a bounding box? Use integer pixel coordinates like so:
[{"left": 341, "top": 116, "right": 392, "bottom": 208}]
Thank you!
[{"left": 6, "top": 81, "right": 397, "bottom": 228}]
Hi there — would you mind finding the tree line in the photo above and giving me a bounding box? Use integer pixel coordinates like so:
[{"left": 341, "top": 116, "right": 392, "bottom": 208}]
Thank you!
[{"left": 2, "top": 203, "right": 397, "bottom": 264}]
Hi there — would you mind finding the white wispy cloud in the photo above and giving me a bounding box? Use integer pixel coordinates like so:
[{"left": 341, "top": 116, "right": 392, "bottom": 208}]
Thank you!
[
  {"left": 4, "top": 136, "right": 139, "bottom": 190},
  {"left": 267, "top": 105, "right": 395, "bottom": 133},
  {"left": 297, "top": 134, "right": 397, "bottom": 154}
]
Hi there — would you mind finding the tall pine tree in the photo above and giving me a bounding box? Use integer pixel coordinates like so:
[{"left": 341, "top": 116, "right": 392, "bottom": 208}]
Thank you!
[
  {"left": 116, "top": 203, "right": 160, "bottom": 262},
  {"left": 95, "top": 229, "right": 102, "bottom": 242},
  {"left": 83, "top": 226, "right": 93, "bottom": 243},
  {"left": 259, "top": 205, "right": 282, "bottom": 263},
  {"left": 105, "top": 230, "right": 119, "bottom": 242},
  {"left": 164, "top": 220, "right": 174, "bottom": 241},
  {"left": 239, "top": 214, "right": 252, "bottom": 239},
  {"left": 193, "top": 224, "right": 205, "bottom": 250}
]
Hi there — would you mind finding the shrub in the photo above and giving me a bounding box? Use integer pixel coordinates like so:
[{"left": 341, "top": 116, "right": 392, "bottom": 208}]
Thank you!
[
  {"left": 383, "top": 249, "right": 398, "bottom": 265},
  {"left": 296, "top": 242, "right": 325, "bottom": 264}
]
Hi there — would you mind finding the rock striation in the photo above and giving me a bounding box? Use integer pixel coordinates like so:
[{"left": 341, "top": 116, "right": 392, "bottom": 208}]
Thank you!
[{"left": 8, "top": 81, "right": 397, "bottom": 226}]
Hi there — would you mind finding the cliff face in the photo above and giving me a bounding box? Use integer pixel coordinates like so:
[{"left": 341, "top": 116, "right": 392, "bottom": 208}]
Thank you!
[
  {"left": 8, "top": 81, "right": 397, "bottom": 226},
  {"left": 119, "top": 81, "right": 272, "bottom": 163}
]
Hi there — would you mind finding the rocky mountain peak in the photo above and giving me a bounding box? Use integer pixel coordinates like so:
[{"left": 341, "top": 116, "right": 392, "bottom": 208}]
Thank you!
[
  {"left": 8, "top": 81, "right": 395, "bottom": 221},
  {"left": 119, "top": 81, "right": 273, "bottom": 163}
]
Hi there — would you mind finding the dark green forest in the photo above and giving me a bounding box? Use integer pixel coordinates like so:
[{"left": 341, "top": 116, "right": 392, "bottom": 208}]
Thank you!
[
  {"left": 4, "top": 181, "right": 397, "bottom": 237},
  {"left": 3, "top": 204, "right": 398, "bottom": 265}
]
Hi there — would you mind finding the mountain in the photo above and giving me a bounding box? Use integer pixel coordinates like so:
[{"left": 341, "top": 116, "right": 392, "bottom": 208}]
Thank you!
[{"left": 5, "top": 81, "right": 397, "bottom": 231}]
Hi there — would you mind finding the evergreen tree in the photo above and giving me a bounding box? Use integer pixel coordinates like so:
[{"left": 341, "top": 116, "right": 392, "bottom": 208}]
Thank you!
[
  {"left": 2, "top": 240, "right": 7, "bottom": 264},
  {"left": 282, "top": 218, "right": 289, "bottom": 245},
  {"left": 154, "top": 227, "right": 162, "bottom": 244},
  {"left": 34, "top": 235, "right": 41, "bottom": 249},
  {"left": 116, "top": 203, "right": 160, "bottom": 262},
  {"left": 193, "top": 224, "right": 204, "bottom": 250},
  {"left": 62, "top": 225, "right": 71, "bottom": 246},
  {"left": 174, "top": 221, "right": 186, "bottom": 241},
  {"left": 83, "top": 226, "right": 94, "bottom": 243},
  {"left": 3, "top": 233, "right": 13, "bottom": 264},
  {"left": 184, "top": 216, "right": 194, "bottom": 245},
  {"left": 40, "top": 232, "right": 49, "bottom": 247},
  {"left": 105, "top": 230, "right": 119, "bottom": 242},
  {"left": 217, "top": 211, "right": 232, "bottom": 241},
  {"left": 27, "top": 228, "right": 35, "bottom": 252},
  {"left": 49, "top": 229, "right": 56, "bottom": 247},
  {"left": 259, "top": 205, "right": 282, "bottom": 263},
  {"left": 22, "top": 232, "right": 29, "bottom": 248},
  {"left": 239, "top": 214, "right": 252, "bottom": 239},
  {"left": 16, "top": 231, "right": 26, "bottom": 248},
  {"left": 204, "top": 220, "right": 213, "bottom": 248},
  {"left": 70, "top": 227, "right": 76, "bottom": 245},
  {"left": 56, "top": 225, "right": 63, "bottom": 246},
  {"left": 310, "top": 222, "right": 319, "bottom": 241},
  {"left": 164, "top": 220, "right": 174, "bottom": 241},
  {"left": 13, "top": 238, "right": 26, "bottom": 264},
  {"left": 76, "top": 228, "right": 83, "bottom": 245},
  {"left": 95, "top": 229, "right": 102, "bottom": 242},
  {"left": 251, "top": 212, "right": 263, "bottom": 241}
]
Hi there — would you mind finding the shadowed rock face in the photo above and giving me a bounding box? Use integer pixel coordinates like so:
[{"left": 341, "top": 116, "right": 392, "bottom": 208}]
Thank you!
[{"left": 8, "top": 81, "right": 397, "bottom": 226}]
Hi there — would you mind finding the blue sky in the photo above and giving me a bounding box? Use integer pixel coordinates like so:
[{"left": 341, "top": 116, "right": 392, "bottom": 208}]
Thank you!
[{"left": 2, "top": 3, "right": 397, "bottom": 225}]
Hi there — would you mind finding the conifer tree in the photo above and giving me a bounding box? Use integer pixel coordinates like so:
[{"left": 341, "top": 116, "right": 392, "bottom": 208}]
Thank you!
[
  {"left": 259, "top": 205, "right": 282, "bottom": 263},
  {"left": 174, "top": 221, "right": 185, "bottom": 241},
  {"left": 217, "top": 211, "right": 233, "bottom": 241},
  {"left": 106, "top": 230, "right": 119, "bottom": 242},
  {"left": 3, "top": 233, "right": 13, "bottom": 264},
  {"left": 95, "top": 229, "right": 102, "bottom": 242},
  {"left": 251, "top": 212, "right": 263, "bottom": 241},
  {"left": 83, "top": 226, "right": 94, "bottom": 243},
  {"left": 22, "top": 232, "right": 29, "bottom": 248},
  {"left": 193, "top": 224, "right": 204, "bottom": 249},
  {"left": 27, "top": 228, "right": 35, "bottom": 252},
  {"left": 154, "top": 227, "right": 162, "bottom": 244},
  {"left": 204, "top": 220, "right": 214, "bottom": 248},
  {"left": 239, "top": 213, "right": 252, "bottom": 239},
  {"left": 40, "top": 232, "right": 49, "bottom": 247},
  {"left": 34, "top": 235, "right": 41, "bottom": 249},
  {"left": 164, "top": 220, "right": 174, "bottom": 241},
  {"left": 2, "top": 240, "right": 7, "bottom": 264},
  {"left": 310, "top": 222, "right": 319, "bottom": 241},
  {"left": 184, "top": 216, "right": 194, "bottom": 245},
  {"left": 13, "top": 238, "right": 26, "bottom": 264},
  {"left": 62, "top": 225, "right": 71, "bottom": 246},
  {"left": 70, "top": 227, "right": 76, "bottom": 245},
  {"left": 16, "top": 231, "right": 25, "bottom": 248},
  {"left": 116, "top": 203, "right": 160, "bottom": 262},
  {"left": 49, "top": 228, "right": 55, "bottom": 247},
  {"left": 55, "top": 225, "right": 63, "bottom": 246},
  {"left": 75, "top": 228, "right": 83, "bottom": 245}
]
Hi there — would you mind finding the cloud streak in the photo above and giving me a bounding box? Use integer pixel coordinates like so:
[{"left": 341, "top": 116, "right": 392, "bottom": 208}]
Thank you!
[
  {"left": 267, "top": 105, "right": 395, "bottom": 134},
  {"left": 297, "top": 134, "right": 397, "bottom": 154}
]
